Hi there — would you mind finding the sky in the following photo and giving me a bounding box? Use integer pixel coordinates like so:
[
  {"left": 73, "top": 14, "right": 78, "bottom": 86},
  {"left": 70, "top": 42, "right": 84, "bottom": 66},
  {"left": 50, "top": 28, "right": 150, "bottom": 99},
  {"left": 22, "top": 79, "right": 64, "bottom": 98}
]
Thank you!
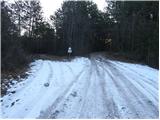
[
  {"left": 8, "top": 0, "right": 107, "bottom": 19},
  {"left": 38, "top": 0, "right": 107, "bottom": 19}
]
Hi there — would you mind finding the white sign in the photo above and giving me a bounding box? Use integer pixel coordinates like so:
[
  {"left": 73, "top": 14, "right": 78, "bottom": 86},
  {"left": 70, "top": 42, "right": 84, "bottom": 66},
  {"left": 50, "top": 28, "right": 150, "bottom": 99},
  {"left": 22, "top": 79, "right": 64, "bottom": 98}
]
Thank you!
[{"left": 68, "top": 47, "right": 72, "bottom": 53}]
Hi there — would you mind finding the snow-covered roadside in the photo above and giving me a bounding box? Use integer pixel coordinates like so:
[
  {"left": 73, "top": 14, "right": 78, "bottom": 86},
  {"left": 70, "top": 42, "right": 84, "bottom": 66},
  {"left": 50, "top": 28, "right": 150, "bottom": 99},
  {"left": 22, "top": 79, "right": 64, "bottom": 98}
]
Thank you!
[
  {"left": 0, "top": 56, "right": 159, "bottom": 118},
  {"left": 0, "top": 57, "right": 90, "bottom": 118}
]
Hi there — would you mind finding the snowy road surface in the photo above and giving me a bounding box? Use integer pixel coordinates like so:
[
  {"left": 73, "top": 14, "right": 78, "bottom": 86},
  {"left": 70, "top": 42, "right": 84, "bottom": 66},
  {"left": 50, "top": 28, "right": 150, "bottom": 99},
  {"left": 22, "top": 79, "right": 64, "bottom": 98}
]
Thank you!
[{"left": 0, "top": 55, "right": 159, "bottom": 118}]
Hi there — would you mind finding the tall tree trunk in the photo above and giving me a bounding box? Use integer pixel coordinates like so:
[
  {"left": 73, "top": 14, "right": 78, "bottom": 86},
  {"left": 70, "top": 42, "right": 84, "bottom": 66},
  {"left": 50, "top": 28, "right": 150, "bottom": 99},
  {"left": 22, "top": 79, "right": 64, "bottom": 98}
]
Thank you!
[{"left": 18, "top": 11, "right": 21, "bottom": 36}]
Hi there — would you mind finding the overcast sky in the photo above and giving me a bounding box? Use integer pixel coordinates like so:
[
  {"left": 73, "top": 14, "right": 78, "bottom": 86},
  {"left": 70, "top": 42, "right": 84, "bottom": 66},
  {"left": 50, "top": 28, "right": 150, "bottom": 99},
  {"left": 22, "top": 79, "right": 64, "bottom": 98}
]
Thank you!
[
  {"left": 8, "top": 0, "right": 107, "bottom": 19},
  {"left": 40, "top": 0, "right": 107, "bottom": 19}
]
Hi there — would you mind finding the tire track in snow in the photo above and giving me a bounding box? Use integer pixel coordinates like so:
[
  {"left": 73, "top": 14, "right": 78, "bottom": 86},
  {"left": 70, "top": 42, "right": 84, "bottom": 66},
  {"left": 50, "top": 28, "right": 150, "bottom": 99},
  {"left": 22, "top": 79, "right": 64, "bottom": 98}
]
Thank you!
[
  {"left": 22, "top": 61, "right": 55, "bottom": 118},
  {"left": 93, "top": 59, "right": 120, "bottom": 118},
  {"left": 53, "top": 63, "right": 92, "bottom": 118},
  {"left": 96, "top": 61, "right": 140, "bottom": 118},
  {"left": 75, "top": 67, "right": 92, "bottom": 118},
  {"left": 97, "top": 58, "right": 158, "bottom": 104},
  {"left": 2, "top": 56, "right": 158, "bottom": 119},
  {"left": 105, "top": 60, "right": 158, "bottom": 106},
  {"left": 65, "top": 64, "right": 76, "bottom": 77},
  {"left": 76, "top": 59, "right": 119, "bottom": 118},
  {"left": 77, "top": 61, "right": 98, "bottom": 118},
  {"left": 100, "top": 59, "right": 158, "bottom": 103},
  {"left": 39, "top": 64, "right": 88, "bottom": 118},
  {"left": 2, "top": 61, "right": 52, "bottom": 118},
  {"left": 114, "top": 61, "right": 157, "bottom": 81},
  {"left": 109, "top": 61, "right": 158, "bottom": 90},
  {"left": 97, "top": 59, "right": 158, "bottom": 118}
]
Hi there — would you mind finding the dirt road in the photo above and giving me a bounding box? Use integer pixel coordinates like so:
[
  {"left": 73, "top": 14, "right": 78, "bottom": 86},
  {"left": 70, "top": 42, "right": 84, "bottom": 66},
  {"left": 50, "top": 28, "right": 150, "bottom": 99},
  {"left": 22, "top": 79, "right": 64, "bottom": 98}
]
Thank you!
[{"left": 1, "top": 55, "right": 159, "bottom": 118}]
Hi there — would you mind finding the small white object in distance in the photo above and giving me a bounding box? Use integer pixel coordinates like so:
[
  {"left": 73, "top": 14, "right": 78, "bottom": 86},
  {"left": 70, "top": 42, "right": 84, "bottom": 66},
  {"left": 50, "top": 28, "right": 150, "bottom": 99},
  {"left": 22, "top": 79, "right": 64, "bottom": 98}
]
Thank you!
[{"left": 68, "top": 47, "right": 72, "bottom": 53}]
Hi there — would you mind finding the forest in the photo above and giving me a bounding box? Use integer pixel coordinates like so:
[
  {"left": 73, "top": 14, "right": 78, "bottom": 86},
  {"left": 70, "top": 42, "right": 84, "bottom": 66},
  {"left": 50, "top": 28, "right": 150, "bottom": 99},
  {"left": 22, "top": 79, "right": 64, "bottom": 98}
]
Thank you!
[{"left": 1, "top": 0, "right": 159, "bottom": 71}]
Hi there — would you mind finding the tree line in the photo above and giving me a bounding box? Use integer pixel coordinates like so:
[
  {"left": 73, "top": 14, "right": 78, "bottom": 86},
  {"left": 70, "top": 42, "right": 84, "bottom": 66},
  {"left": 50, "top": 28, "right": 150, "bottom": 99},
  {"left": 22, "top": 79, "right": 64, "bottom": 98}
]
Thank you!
[
  {"left": 1, "top": 0, "right": 159, "bottom": 71},
  {"left": 107, "top": 1, "right": 159, "bottom": 68}
]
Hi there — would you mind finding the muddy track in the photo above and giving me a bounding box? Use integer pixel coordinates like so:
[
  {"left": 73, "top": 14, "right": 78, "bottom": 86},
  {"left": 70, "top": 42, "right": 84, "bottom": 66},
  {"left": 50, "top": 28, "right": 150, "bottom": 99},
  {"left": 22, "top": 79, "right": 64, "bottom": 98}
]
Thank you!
[
  {"left": 94, "top": 59, "right": 120, "bottom": 118},
  {"left": 77, "top": 61, "right": 100, "bottom": 118},
  {"left": 92, "top": 59, "right": 120, "bottom": 118}
]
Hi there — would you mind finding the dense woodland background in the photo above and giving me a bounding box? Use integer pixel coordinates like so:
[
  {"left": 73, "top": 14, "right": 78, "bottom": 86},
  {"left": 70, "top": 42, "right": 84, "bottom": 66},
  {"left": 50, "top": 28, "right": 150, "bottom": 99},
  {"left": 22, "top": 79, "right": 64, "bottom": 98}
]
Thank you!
[{"left": 1, "top": 0, "right": 159, "bottom": 71}]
